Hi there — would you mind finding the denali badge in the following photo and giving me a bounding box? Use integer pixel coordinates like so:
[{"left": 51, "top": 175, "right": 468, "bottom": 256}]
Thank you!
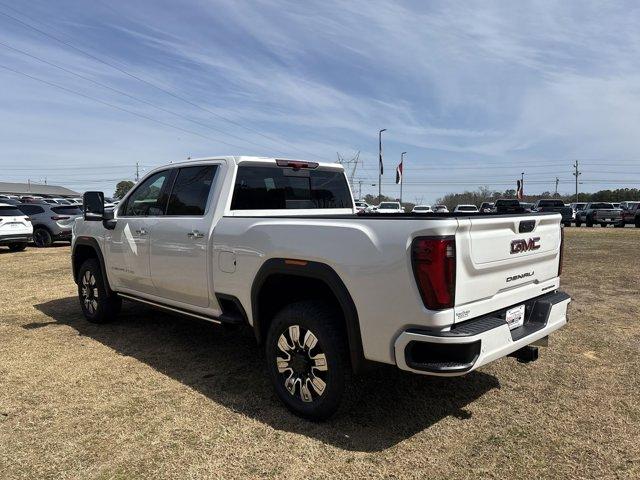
[
  {"left": 510, "top": 237, "right": 540, "bottom": 254},
  {"left": 506, "top": 271, "right": 535, "bottom": 282}
]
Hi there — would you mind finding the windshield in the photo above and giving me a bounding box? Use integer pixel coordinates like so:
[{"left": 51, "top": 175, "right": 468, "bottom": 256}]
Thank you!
[
  {"left": 379, "top": 203, "right": 399, "bottom": 209},
  {"left": 591, "top": 203, "right": 614, "bottom": 209}
]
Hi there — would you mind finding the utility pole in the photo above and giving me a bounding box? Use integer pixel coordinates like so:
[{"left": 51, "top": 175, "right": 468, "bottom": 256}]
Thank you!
[
  {"left": 135, "top": 162, "right": 140, "bottom": 182},
  {"left": 399, "top": 152, "right": 406, "bottom": 204},
  {"left": 378, "top": 129, "right": 386, "bottom": 202},
  {"left": 358, "top": 180, "right": 362, "bottom": 200},
  {"left": 572, "top": 160, "right": 581, "bottom": 202},
  {"left": 555, "top": 176, "right": 559, "bottom": 196}
]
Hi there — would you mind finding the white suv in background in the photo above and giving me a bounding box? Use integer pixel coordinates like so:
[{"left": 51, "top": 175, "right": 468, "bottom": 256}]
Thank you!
[
  {"left": 375, "top": 201, "right": 404, "bottom": 213},
  {"left": 454, "top": 204, "right": 479, "bottom": 213},
  {"left": 411, "top": 205, "right": 433, "bottom": 213},
  {"left": 0, "top": 203, "right": 33, "bottom": 251}
]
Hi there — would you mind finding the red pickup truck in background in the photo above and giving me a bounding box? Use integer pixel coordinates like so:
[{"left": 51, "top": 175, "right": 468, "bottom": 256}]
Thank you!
[{"left": 620, "top": 202, "right": 640, "bottom": 227}]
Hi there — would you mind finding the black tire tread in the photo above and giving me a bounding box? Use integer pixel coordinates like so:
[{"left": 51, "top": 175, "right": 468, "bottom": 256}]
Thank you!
[{"left": 77, "top": 258, "right": 121, "bottom": 324}]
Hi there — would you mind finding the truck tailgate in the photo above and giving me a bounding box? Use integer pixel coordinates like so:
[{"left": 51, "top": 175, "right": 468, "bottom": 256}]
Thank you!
[{"left": 454, "top": 214, "right": 562, "bottom": 320}]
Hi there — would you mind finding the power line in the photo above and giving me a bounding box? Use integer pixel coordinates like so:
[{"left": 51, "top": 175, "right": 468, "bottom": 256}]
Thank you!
[
  {"left": 0, "top": 5, "right": 326, "bottom": 161},
  {"left": 0, "top": 40, "right": 296, "bottom": 156},
  {"left": 0, "top": 62, "right": 260, "bottom": 151}
]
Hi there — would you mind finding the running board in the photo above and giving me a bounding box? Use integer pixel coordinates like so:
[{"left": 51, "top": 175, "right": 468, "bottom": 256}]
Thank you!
[{"left": 118, "top": 293, "right": 222, "bottom": 324}]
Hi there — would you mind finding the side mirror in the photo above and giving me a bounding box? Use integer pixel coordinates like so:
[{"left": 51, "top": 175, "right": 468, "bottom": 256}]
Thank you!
[{"left": 83, "top": 191, "right": 104, "bottom": 221}]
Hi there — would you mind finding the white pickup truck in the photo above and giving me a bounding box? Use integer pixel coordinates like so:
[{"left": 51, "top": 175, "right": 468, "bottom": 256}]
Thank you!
[{"left": 72, "top": 156, "right": 571, "bottom": 419}]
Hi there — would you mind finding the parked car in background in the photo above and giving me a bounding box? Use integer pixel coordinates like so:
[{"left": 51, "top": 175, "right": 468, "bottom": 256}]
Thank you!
[
  {"left": 495, "top": 199, "right": 524, "bottom": 214},
  {"left": 570, "top": 202, "right": 587, "bottom": 221},
  {"left": 434, "top": 204, "right": 449, "bottom": 213},
  {"left": 575, "top": 202, "right": 622, "bottom": 227},
  {"left": 20, "top": 196, "right": 43, "bottom": 203},
  {"left": 69, "top": 197, "right": 84, "bottom": 205},
  {"left": 479, "top": 202, "right": 494, "bottom": 213},
  {"left": 620, "top": 202, "right": 640, "bottom": 227},
  {"left": 354, "top": 201, "right": 370, "bottom": 213},
  {"left": 612, "top": 203, "right": 621, "bottom": 209},
  {"left": 375, "top": 202, "right": 404, "bottom": 213},
  {"left": 520, "top": 202, "right": 534, "bottom": 212},
  {"left": 411, "top": 205, "right": 433, "bottom": 213},
  {"left": 533, "top": 199, "right": 573, "bottom": 227},
  {"left": 17, "top": 203, "right": 83, "bottom": 247},
  {"left": 454, "top": 204, "right": 479, "bottom": 213},
  {"left": 0, "top": 203, "right": 33, "bottom": 251}
]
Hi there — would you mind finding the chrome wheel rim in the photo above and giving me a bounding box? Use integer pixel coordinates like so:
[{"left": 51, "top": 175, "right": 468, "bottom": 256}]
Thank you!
[
  {"left": 276, "top": 325, "right": 328, "bottom": 403},
  {"left": 80, "top": 270, "right": 99, "bottom": 315}
]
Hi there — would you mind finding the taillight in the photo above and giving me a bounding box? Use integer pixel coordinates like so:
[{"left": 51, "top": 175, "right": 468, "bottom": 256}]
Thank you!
[
  {"left": 275, "top": 159, "right": 319, "bottom": 170},
  {"left": 51, "top": 216, "right": 70, "bottom": 220},
  {"left": 558, "top": 226, "right": 564, "bottom": 276},
  {"left": 411, "top": 237, "right": 456, "bottom": 310}
]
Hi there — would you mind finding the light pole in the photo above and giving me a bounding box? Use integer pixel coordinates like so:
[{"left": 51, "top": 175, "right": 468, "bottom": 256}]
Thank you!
[
  {"left": 378, "top": 129, "right": 386, "bottom": 201},
  {"left": 520, "top": 171, "right": 525, "bottom": 199},
  {"left": 400, "top": 151, "right": 406, "bottom": 204}
]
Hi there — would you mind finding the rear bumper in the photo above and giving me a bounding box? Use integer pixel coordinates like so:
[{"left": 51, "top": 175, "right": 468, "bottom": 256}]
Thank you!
[
  {"left": 0, "top": 233, "right": 32, "bottom": 245},
  {"left": 394, "top": 291, "right": 570, "bottom": 376}
]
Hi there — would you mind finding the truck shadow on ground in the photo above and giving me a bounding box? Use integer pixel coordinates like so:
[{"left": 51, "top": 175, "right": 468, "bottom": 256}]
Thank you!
[{"left": 35, "top": 297, "right": 500, "bottom": 452}]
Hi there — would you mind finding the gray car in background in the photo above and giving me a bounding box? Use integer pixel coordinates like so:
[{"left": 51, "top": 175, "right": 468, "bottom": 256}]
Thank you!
[{"left": 17, "top": 203, "right": 83, "bottom": 247}]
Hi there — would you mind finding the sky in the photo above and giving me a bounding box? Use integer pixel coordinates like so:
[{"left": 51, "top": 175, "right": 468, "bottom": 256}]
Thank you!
[{"left": 1, "top": 0, "right": 640, "bottom": 203}]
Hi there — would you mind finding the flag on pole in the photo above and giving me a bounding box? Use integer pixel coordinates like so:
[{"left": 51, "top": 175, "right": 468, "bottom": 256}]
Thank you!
[
  {"left": 395, "top": 159, "right": 403, "bottom": 184},
  {"left": 517, "top": 179, "right": 524, "bottom": 199}
]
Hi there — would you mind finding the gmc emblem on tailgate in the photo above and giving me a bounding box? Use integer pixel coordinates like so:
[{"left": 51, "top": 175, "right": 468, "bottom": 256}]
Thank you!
[{"left": 510, "top": 237, "right": 540, "bottom": 254}]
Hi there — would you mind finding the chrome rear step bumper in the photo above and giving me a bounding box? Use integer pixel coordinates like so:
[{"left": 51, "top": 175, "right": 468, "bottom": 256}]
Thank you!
[{"left": 394, "top": 291, "right": 570, "bottom": 376}]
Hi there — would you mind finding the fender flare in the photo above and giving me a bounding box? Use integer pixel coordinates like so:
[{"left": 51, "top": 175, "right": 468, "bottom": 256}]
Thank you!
[
  {"left": 251, "top": 258, "right": 365, "bottom": 373},
  {"left": 72, "top": 237, "right": 113, "bottom": 294}
]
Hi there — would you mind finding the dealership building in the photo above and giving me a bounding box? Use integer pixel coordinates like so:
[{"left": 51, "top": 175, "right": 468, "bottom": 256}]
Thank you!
[{"left": 0, "top": 181, "right": 80, "bottom": 198}]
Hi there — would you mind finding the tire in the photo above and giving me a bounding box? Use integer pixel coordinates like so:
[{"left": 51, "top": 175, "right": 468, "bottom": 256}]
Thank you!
[
  {"left": 77, "top": 258, "right": 121, "bottom": 323},
  {"left": 614, "top": 222, "right": 624, "bottom": 228},
  {"left": 265, "top": 300, "right": 350, "bottom": 421},
  {"left": 586, "top": 216, "right": 593, "bottom": 227},
  {"left": 8, "top": 243, "right": 27, "bottom": 251},
  {"left": 33, "top": 227, "right": 53, "bottom": 247},
  {"left": 635, "top": 216, "right": 640, "bottom": 228},
  {"left": 563, "top": 222, "right": 571, "bottom": 228},
  {"left": 575, "top": 220, "right": 582, "bottom": 227}
]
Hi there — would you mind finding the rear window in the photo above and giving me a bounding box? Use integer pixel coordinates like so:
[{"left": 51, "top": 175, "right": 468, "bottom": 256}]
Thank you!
[
  {"left": 231, "top": 165, "right": 352, "bottom": 210},
  {"left": 51, "top": 206, "right": 82, "bottom": 215},
  {"left": 457, "top": 206, "right": 477, "bottom": 211},
  {"left": 379, "top": 203, "right": 399, "bottom": 209},
  {"left": 537, "top": 200, "right": 564, "bottom": 207},
  {"left": 591, "top": 203, "right": 613, "bottom": 209},
  {"left": 0, "top": 206, "right": 24, "bottom": 217}
]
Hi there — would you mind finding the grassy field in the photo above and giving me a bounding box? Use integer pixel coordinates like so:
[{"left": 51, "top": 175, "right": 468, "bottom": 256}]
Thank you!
[{"left": 1, "top": 228, "right": 639, "bottom": 479}]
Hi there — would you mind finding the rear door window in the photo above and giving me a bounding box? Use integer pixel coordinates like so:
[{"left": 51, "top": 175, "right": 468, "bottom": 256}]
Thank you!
[
  {"left": 17, "top": 205, "right": 44, "bottom": 216},
  {"left": 166, "top": 165, "right": 218, "bottom": 216},
  {"left": 231, "top": 165, "right": 352, "bottom": 210}
]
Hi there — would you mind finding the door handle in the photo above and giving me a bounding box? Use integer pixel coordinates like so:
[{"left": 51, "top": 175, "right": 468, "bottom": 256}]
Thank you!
[
  {"left": 187, "top": 230, "right": 204, "bottom": 239},
  {"left": 135, "top": 228, "right": 147, "bottom": 236}
]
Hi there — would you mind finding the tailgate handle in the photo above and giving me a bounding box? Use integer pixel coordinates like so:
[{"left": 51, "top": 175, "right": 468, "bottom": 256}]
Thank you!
[{"left": 519, "top": 220, "right": 535, "bottom": 233}]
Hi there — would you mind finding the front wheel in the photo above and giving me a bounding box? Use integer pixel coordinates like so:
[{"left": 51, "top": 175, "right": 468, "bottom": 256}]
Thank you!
[
  {"left": 77, "top": 259, "right": 121, "bottom": 323},
  {"left": 575, "top": 220, "right": 582, "bottom": 227},
  {"left": 265, "top": 301, "right": 350, "bottom": 421},
  {"left": 8, "top": 243, "right": 27, "bottom": 251}
]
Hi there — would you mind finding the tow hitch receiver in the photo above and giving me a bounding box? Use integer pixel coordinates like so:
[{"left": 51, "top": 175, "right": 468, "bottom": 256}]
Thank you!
[{"left": 509, "top": 345, "right": 539, "bottom": 363}]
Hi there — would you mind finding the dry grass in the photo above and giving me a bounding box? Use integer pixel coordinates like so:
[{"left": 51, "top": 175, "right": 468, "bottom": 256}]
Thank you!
[{"left": 1, "top": 228, "right": 639, "bottom": 479}]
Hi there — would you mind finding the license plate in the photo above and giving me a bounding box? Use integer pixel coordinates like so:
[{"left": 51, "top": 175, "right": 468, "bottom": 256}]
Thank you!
[
  {"left": 506, "top": 304, "right": 525, "bottom": 330},
  {"left": 10, "top": 223, "right": 20, "bottom": 228}
]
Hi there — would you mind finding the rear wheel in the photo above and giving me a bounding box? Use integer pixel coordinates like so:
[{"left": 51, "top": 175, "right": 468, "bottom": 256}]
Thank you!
[
  {"left": 265, "top": 300, "right": 350, "bottom": 420},
  {"left": 586, "top": 216, "right": 594, "bottom": 227},
  {"left": 563, "top": 222, "right": 571, "bottom": 228},
  {"left": 575, "top": 219, "right": 582, "bottom": 227},
  {"left": 635, "top": 216, "right": 640, "bottom": 228},
  {"left": 33, "top": 228, "right": 52, "bottom": 247},
  {"left": 614, "top": 222, "right": 625, "bottom": 228},
  {"left": 8, "top": 243, "right": 27, "bottom": 251},
  {"left": 77, "top": 258, "right": 121, "bottom": 323}
]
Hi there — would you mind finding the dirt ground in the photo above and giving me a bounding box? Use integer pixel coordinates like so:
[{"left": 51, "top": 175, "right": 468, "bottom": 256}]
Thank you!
[{"left": 1, "top": 228, "right": 639, "bottom": 479}]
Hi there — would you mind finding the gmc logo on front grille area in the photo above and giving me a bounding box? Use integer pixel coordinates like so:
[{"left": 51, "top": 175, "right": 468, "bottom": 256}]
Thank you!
[{"left": 510, "top": 237, "right": 541, "bottom": 254}]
